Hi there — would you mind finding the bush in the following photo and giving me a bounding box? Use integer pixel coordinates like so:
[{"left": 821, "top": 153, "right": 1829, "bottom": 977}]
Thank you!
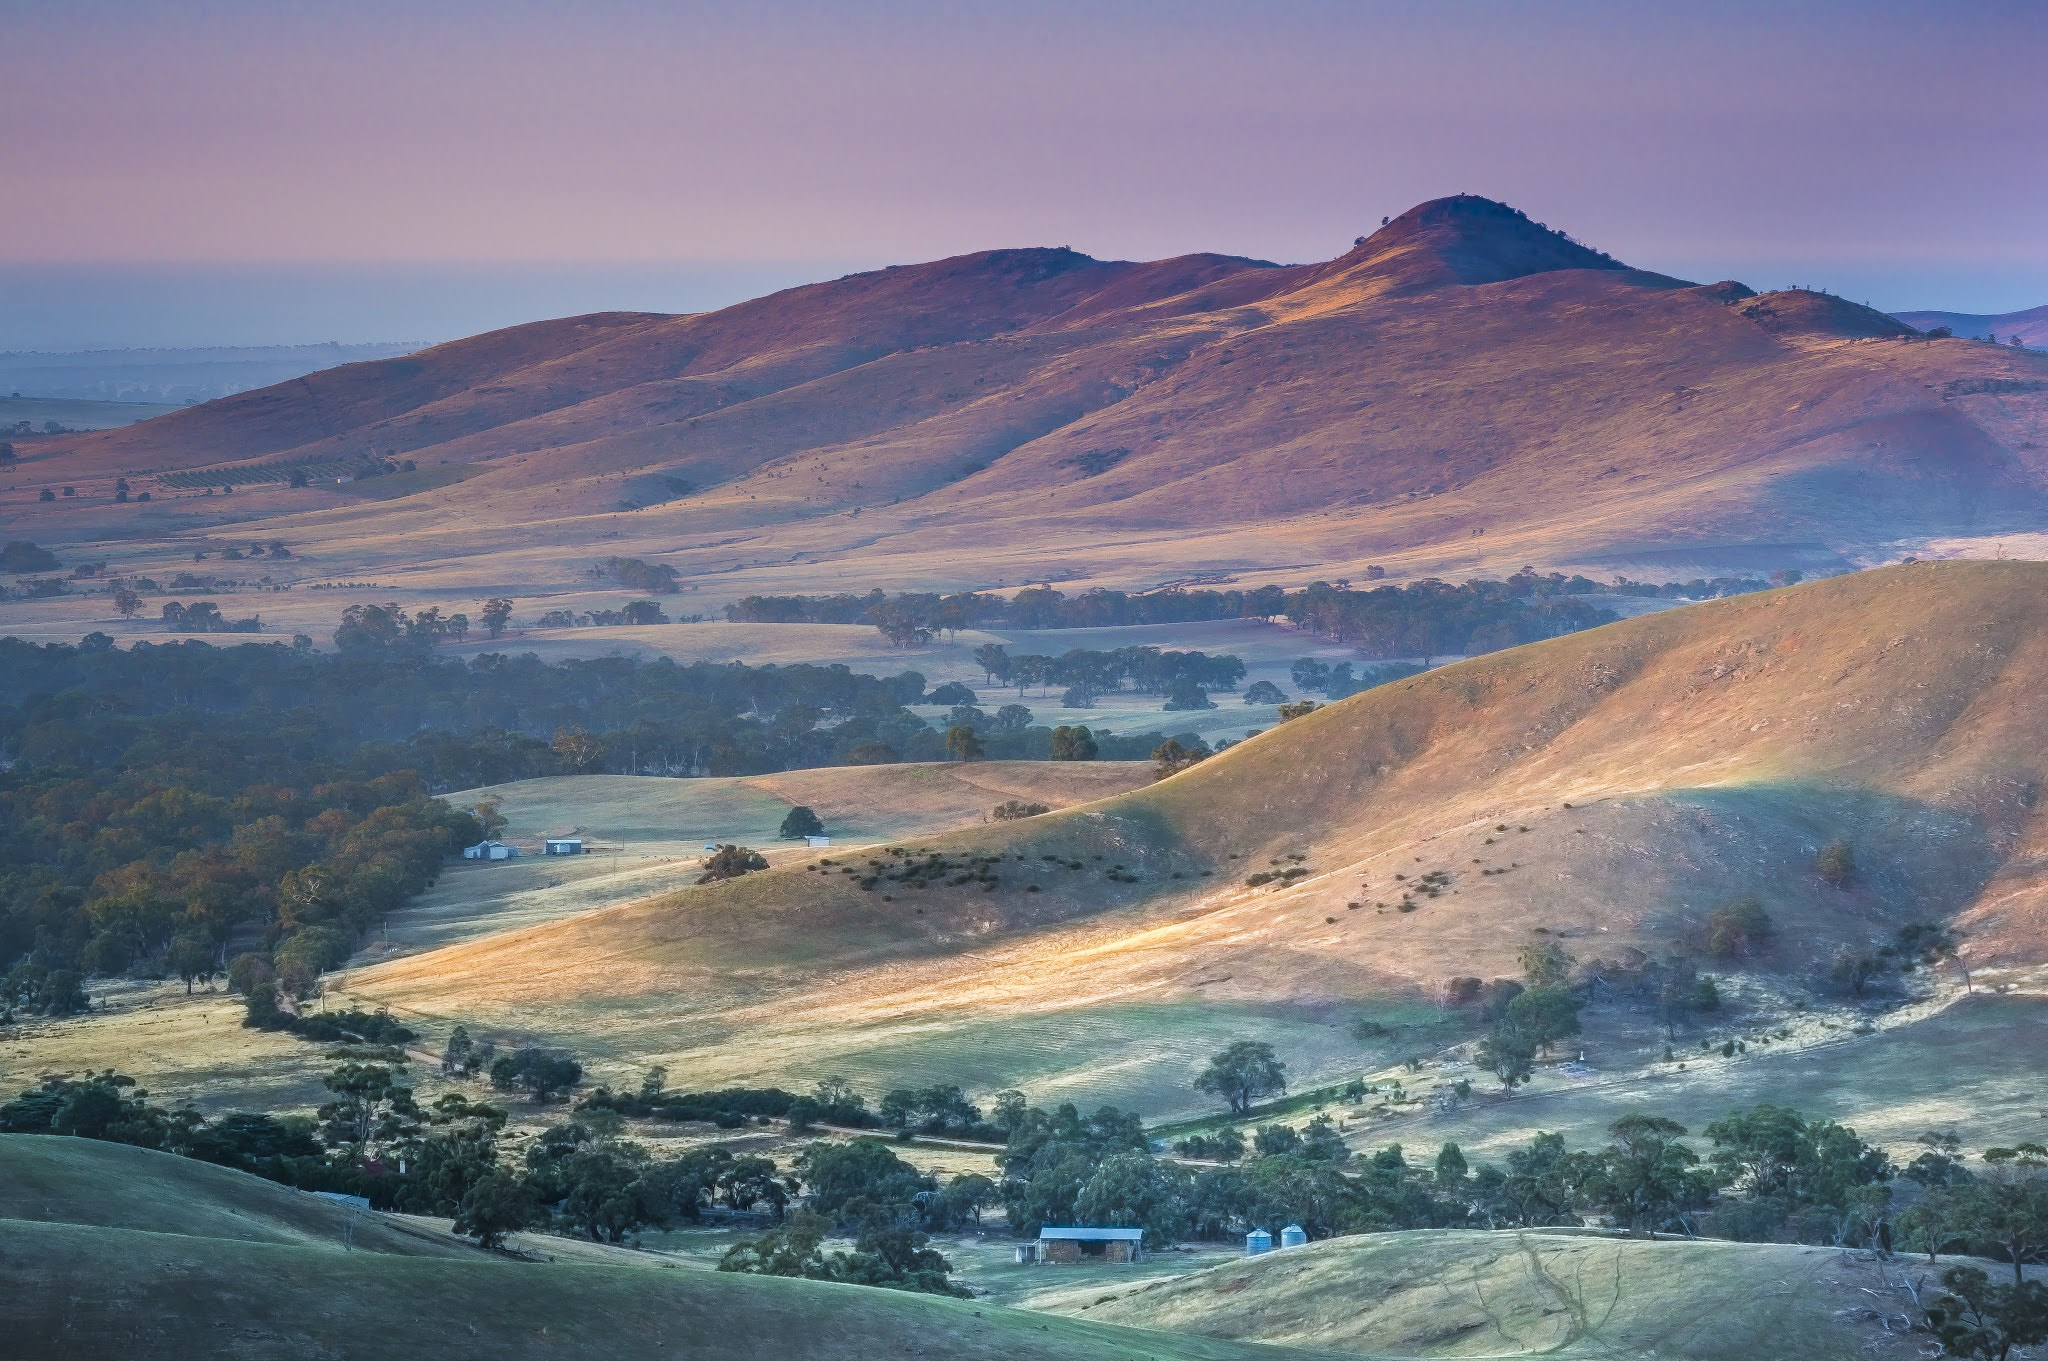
[
  {"left": 489, "top": 1047, "right": 584, "bottom": 1102},
  {"left": 990, "top": 800, "right": 1050, "bottom": 821},
  {"left": 698, "top": 844, "right": 768, "bottom": 883},
  {"left": 1705, "top": 898, "right": 1776, "bottom": 959},
  {"left": 1814, "top": 839, "right": 1856, "bottom": 888},
  {"left": 1243, "top": 680, "right": 1287, "bottom": 705}
]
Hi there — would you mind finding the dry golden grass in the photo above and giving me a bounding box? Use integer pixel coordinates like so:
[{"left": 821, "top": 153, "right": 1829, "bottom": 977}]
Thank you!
[
  {"left": 1064, "top": 1228, "right": 2037, "bottom": 1360},
  {"left": 328, "top": 563, "right": 2048, "bottom": 1120},
  {"left": 8, "top": 197, "right": 2047, "bottom": 643}
]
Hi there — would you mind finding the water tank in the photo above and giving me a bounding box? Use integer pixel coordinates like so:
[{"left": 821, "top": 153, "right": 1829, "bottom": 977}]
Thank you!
[
  {"left": 1245, "top": 1229, "right": 1273, "bottom": 1255},
  {"left": 1279, "top": 1224, "right": 1308, "bottom": 1249}
]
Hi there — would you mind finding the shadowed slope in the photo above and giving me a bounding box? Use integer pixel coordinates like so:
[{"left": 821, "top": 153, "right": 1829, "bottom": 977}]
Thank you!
[
  {"left": 0, "top": 1137, "right": 1339, "bottom": 1361},
  {"left": 349, "top": 563, "right": 2048, "bottom": 1107}
]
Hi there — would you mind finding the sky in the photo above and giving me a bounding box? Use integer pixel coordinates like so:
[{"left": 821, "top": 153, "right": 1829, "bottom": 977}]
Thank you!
[{"left": 5, "top": 0, "right": 2046, "bottom": 349}]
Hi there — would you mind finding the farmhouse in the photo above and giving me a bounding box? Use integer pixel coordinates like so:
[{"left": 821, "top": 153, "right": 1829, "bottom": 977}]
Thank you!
[
  {"left": 1025, "top": 1226, "right": 1144, "bottom": 1264},
  {"left": 543, "top": 837, "right": 584, "bottom": 856},
  {"left": 462, "top": 840, "right": 519, "bottom": 861}
]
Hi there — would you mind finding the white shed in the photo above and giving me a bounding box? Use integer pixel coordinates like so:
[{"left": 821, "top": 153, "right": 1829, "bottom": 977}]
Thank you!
[
  {"left": 543, "top": 838, "right": 584, "bottom": 856},
  {"left": 463, "top": 840, "right": 519, "bottom": 861},
  {"left": 806, "top": 835, "right": 832, "bottom": 848}
]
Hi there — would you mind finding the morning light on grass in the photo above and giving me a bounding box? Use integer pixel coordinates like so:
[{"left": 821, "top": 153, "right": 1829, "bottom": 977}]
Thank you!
[{"left": 4, "top": 5, "right": 2048, "bottom": 1360}]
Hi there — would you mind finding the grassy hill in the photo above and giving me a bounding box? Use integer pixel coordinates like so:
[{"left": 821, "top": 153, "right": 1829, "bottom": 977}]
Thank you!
[
  {"left": 9, "top": 196, "right": 2048, "bottom": 643},
  {"left": 0, "top": 1135, "right": 1337, "bottom": 1361},
  {"left": 339, "top": 562, "right": 2048, "bottom": 1115},
  {"left": 1062, "top": 1228, "right": 2002, "bottom": 1360}
]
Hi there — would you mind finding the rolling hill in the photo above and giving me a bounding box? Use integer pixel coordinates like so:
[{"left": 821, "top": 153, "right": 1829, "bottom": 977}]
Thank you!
[
  {"left": 1894, "top": 303, "right": 2048, "bottom": 348},
  {"left": 0, "top": 1135, "right": 1338, "bottom": 1361},
  {"left": 9, "top": 196, "right": 2048, "bottom": 629},
  {"left": 1063, "top": 1228, "right": 2009, "bottom": 1360},
  {"left": 343, "top": 562, "right": 2048, "bottom": 1117}
]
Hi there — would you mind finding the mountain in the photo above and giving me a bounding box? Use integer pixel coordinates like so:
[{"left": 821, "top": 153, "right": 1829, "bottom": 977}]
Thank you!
[
  {"left": 349, "top": 561, "right": 2048, "bottom": 1117},
  {"left": 11, "top": 196, "right": 2048, "bottom": 603},
  {"left": 1893, "top": 303, "right": 2048, "bottom": 349}
]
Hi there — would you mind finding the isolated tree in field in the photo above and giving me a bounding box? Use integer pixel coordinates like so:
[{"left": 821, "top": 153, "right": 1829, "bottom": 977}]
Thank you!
[
  {"left": 944, "top": 724, "right": 984, "bottom": 761},
  {"left": 166, "top": 935, "right": 216, "bottom": 995},
  {"left": 779, "top": 806, "right": 825, "bottom": 839},
  {"left": 454, "top": 1170, "right": 538, "bottom": 1249},
  {"left": 989, "top": 800, "right": 1049, "bottom": 821},
  {"left": 698, "top": 844, "right": 768, "bottom": 884},
  {"left": 1049, "top": 724, "right": 1097, "bottom": 761},
  {"left": 1195, "top": 1040, "right": 1288, "bottom": 1115},
  {"left": 1476, "top": 1025, "right": 1536, "bottom": 1090},
  {"left": 1243, "top": 680, "right": 1287, "bottom": 705},
  {"left": 1830, "top": 946, "right": 1886, "bottom": 997},
  {"left": 479, "top": 598, "right": 514, "bottom": 638},
  {"left": 441, "top": 1025, "right": 476, "bottom": 1076},
  {"left": 1898, "top": 920, "right": 1971, "bottom": 993},
  {"left": 113, "top": 587, "right": 142, "bottom": 619}
]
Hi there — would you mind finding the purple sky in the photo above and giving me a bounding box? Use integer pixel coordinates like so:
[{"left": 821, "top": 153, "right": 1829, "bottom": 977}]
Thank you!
[{"left": 6, "top": 0, "right": 2046, "bottom": 346}]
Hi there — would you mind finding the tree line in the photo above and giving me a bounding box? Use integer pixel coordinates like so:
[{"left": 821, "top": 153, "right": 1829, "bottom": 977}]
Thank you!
[{"left": 725, "top": 571, "right": 1794, "bottom": 661}]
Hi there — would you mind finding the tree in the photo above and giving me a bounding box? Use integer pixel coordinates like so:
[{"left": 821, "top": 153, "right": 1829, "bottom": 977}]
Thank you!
[
  {"left": 489, "top": 1047, "right": 584, "bottom": 1104},
  {"left": 928, "top": 681, "right": 976, "bottom": 706},
  {"left": 1596, "top": 1114, "right": 1710, "bottom": 1237},
  {"left": 454, "top": 1170, "right": 539, "bottom": 1249},
  {"left": 550, "top": 725, "right": 604, "bottom": 772},
  {"left": 479, "top": 598, "right": 514, "bottom": 638},
  {"left": 1815, "top": 838, "right": 1856, "bottom": 888},
  {"left": 1074, "top": 1151, "right": 1193, "bottom": 1243},
  {"left": 990, "top": 800, "right": 1049, "bottom": 820},
  {"left": 971, "top": 644, "right": 1010, "bottom": 686},
  {"left": 1195, "top": 1041, "right": 1288, "bottom": 1116},
  {"left": 779, "top": 806, "right": 825, "bottom": 839},
  {"left": 1517, "top": 937, "right": 1574, "bottom": 987},
  {"left": 1830, "top": 946, "right": 1886, "bottom": 997},
  {"left": 698, "top": 844, "right": 768, "bottom": 883},
  {"left": 1475, "top": 1026, "right": 1536, "bottom": 1090},
  {"left": 1705, "top": 897, "right": 1775, "bottom": 959},
  {"left": 1162, "top": 676, "right": 1215, "bottom": 710},
  {"left": 1504, "top": 985, "right": 1581, "bottom": 1056},
  {"left": 166, "top": 935, "right": 216, "bottom": 995},
  {"left": 1152, "top": 738, "right": 1210, "bottom": 780},
  {"left": 944, "top": 724, "right": 984, "bottom": 761},
  {"left": 316, "top": 1063, "right": 421, "bottom": 1159},
  {"left": 1964, "top": 1159, "right": 2048, "bottom": 1285},
  {"left": 1243, "top": 680, "right": 1287, "bottom": 705},
  {"left": 1049, "top": 725, "right": 1097, "bottom": 761},
  {"left": 992, "top": 703, "right": 1033, "bottom": 734},
  {"left": 1927, "top": 1265, "right": 2048, "bottom": 1361},
  {"left": 113, "top": 587, "right": 142, "bottom": 619}
]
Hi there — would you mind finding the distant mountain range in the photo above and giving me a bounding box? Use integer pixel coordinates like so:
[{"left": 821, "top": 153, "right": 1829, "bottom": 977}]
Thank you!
[
  {"left": 0, "top": 342, "right": 422, "bottom": 406},
  {"left": 14, "top": 196, "right": 2048, "bottom": 594},
  {"left": 1892, "top": 303, "right": 2048, "bottom": 349}
]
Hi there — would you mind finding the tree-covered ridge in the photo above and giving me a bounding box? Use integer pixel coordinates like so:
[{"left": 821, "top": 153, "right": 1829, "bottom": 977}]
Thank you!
[{"left": 727, "top": 571, "right": 1792, "bottom": 660}]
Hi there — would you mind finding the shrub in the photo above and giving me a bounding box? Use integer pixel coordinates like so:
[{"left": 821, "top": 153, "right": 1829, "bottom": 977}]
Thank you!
[
  {"left": 1705, "top": 898, "right": 1776, "bottom": 959},
  {"left": 990, "top": 800, "right": 1050, "bottom": 821},
  {"left": 699, "top": 844, "right": 769, "bottom": 884}
]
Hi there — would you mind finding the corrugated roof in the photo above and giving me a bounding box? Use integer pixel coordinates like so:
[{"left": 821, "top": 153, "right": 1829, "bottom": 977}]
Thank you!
[{"left": 1038, "top": 1226, "right": 1144, "bottom": 1241}]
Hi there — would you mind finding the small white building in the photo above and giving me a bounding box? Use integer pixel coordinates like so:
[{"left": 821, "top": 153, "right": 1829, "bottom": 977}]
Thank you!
[
  {"left": 806, "top": 835, "right": 832, "bottom": 849},
  {"left": 462, "top": 840, "right": 519, "bottom": 861},
  {"left": 543, "top": 837, "right": 584, "bottom": 856}
]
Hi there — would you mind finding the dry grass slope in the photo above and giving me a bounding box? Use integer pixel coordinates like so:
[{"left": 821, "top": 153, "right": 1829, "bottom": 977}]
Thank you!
[
  {"left": 1067, "top": 1228, "right": 1999, "bottom": 1360},
  {"left": 345, "top": 563, "right": 2048, "bottom": 1110},
  {"left": 8, "top": 196, "right": 2047, "bottom": 630}
]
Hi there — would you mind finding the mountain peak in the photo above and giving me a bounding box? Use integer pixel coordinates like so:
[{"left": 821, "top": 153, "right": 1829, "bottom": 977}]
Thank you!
[{"left": 1338, "top": 194, "right": 1637, "bottom": 288}]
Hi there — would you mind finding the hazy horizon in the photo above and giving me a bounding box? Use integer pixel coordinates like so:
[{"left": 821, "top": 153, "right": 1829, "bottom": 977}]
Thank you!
[{"left": 7, "top": 0, "right": 2045, "bottom": 349}]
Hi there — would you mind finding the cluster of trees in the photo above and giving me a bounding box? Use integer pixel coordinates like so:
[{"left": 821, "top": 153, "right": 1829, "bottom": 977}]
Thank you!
[
  {"left": 157, "top": 600, "right": 264, "bottom": 633},
  {"left": 532, "top": 601, "right": 670, "bottom": 629},
  {"left": 0, "top": 652, "right": 480, "bottom": 1007},
  {"left": 596, "top": 557, "right": 681, "bottom": 594},
  {"left": 967, "top": 644, "right": 1246, "bottom": 706}
]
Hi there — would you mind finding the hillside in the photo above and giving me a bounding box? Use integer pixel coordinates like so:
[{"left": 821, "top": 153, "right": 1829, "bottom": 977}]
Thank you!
[
  {"left": 8, "top": 195, "right": 2048, "bottom": 637},
  {"left": 1064, "top": 1228, "right": 2004, "bottom": 1360},
  {"left": 0, "top": 1136, "right": 1336, "bottom": 1361},
  {"left": 1895, "top": 302, "right": 2048, "bottom": 348},
  {"left": 346, "top": 562, "right": 2048, "bottom": 1114}
]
